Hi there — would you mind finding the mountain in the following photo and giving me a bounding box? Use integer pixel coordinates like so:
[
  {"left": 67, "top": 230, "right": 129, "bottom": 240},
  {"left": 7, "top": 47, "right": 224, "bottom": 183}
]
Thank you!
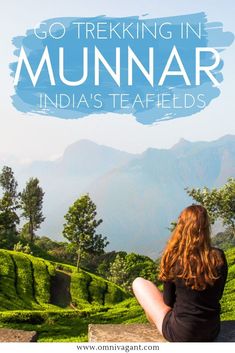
[
  {"left": 86, "top": 135, "right": 235, "bottom": 256},
  {"left": 13, "top": 140, "right": 133, "bottom": 239},
  {"left": 4, "top": 135, "right": 235, "bottom": 257}
]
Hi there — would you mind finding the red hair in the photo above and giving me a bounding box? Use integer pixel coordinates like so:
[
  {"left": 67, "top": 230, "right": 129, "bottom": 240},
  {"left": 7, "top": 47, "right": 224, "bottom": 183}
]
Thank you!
[{"left": 159, "top": 205, "right": 224, "bottom": 290}]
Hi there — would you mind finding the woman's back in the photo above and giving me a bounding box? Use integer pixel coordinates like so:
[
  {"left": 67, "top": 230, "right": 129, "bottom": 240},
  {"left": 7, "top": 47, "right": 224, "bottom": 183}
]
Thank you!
[
  {"left": 162, "top": 248, "right": 228, "bottom": 341},
  {"left": 133, "top": 205, "right": 228, "bottom": 342}
]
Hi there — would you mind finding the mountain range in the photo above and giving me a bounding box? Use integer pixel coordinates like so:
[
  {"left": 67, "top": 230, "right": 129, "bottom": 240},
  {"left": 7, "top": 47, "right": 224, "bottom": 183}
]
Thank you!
[{"left": 4, "top": 134, "right": 235, "bottom": 257}]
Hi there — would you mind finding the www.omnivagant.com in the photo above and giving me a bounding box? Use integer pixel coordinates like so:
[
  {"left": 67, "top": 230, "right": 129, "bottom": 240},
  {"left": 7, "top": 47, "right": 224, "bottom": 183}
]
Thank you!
[{"left": 76, "top": 343, "right": 160, "bottom": 352}]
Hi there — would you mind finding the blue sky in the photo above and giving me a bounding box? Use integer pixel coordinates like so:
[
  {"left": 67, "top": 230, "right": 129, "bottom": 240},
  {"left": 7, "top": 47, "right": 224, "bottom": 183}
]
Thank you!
[{"left": 0, "top": 0, "right": 234, "bottom": 163}]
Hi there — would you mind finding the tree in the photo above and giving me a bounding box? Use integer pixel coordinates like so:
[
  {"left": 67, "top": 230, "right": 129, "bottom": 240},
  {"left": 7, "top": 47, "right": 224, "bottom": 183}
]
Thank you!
[
  {"left": 212, "top": 228, "right": 235, "bottom": 250},
  {"left": 20, "top": 178, "right": 45, "bottom": 243},
  {"left": 13, "top": 241, "right": 32, "bottom": 254},
  {"left": 109, "top": 253, "right": 129, "bottom": 287},
  {"left": 186, "top": 178, "right": 235, "bottom": 234},
  {"left": 63, "top": 194, "right": 109, "bottom": 270},
  {"left": 0, "top": 166, "right": 19, "bottom": 249},
  {"left": 91, "top": 251, "right": 118, "bottom": 277},
  {"left": 108, "top": 252, "right": 157, "bottom": 291}
]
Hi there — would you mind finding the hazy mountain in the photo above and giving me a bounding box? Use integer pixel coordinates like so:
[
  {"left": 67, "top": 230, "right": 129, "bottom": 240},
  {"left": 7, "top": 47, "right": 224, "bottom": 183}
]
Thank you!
[
  {"left": 2, "top": 135, "right": 235, "bottom": 257},
  {"left": 12, "top": 140, "right": 133, "bottom": 240},
  {"left": 87, "top": 135, "right": 235, "bottom": 256}
]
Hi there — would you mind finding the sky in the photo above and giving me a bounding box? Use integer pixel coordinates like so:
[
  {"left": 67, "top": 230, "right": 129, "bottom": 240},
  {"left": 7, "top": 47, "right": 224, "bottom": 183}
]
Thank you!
[{"left": 0, "top": 0, "right": 234, "bottom": 163}]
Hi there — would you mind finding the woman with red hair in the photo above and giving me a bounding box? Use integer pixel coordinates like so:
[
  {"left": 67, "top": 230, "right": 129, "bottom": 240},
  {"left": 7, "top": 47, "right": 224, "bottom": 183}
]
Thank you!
[{"left": 132, "top": 205, "right": 228, "bottom": 342}]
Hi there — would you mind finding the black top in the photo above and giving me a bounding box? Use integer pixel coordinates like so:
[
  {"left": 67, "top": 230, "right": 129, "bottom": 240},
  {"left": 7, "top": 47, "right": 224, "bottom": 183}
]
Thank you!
[{"left": 162, "top": 248, "right": 228, "bottom": 342}]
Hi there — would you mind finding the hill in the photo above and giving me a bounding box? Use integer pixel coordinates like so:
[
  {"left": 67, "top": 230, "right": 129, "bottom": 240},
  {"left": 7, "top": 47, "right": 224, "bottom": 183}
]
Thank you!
[
  {"left": 0, "top": 249, "right": 142, "bottom": 341},
  {"left": 9, "top": 135, "right": 235, "bottom": 257},
  {"left": 0, "top": 249, "right": 129, "bottom": 311}
]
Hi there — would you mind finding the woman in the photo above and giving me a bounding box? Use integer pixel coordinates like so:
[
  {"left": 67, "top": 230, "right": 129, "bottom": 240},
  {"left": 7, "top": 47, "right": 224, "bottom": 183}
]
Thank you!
[{"left": 132, "top": 205, "right": 228, "bottom": 342}]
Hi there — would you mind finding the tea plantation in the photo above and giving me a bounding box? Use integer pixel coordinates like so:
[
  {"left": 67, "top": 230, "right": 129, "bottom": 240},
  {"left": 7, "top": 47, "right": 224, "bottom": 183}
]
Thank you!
[
  {"left": 0, "top": 248, "right": 234, "bottom": 342},
  {"left": 220, "top": 247, "right": 235, "bottom": 320},
  {"left": 0, "top": 249, "right": 142, "bottom": 341}
]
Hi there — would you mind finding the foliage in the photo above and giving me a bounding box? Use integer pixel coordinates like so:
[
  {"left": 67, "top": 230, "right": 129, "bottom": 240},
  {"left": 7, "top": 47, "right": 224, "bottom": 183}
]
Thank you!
[
  {"left": 220, "top": 247, "right": 235, "bottom": 320},
  {"left": 89, "top": 277, "right": 107, "bottom": 305},
  {"left": 17, "top": 235, "right": 69, "bottom": 263},
  {"left": 0, "top": 298, "right": 145, "bottom": 342},
  {"left": 13, "top": 241, "right": 32, "bottom": 254},
  {"left": 0, "top": 250, "right": 19, "bottom": 309},
  {"left": 109, "top": 253, "right": 129, "bottom": 287},
  {"left": 69, "top": 268, "right": 129, "bottom": 307},
  {"left": 70, "top": 271, "right": 92, "bottom": 307},
  {"left": 95, "top": 251, "right": 118, "bottom": 277},
  {"left": 0, "top": 166, "right": 19, "bottom": 249},
  {"left": 0, "top": 250, "right": 55, "bottom": 310},
  {"left": 44, "top": 239, "right": 77, "bottom": 264},
  {"left": 186, "top": 178, "right": 235, "bottom": 233},
  {"left": 12, "top": 252, "right": 34, "bottom": 304},
  {"left": 108, "top": 252, "right": 157, "bottom": 291},
  {"left": 20, "top": 178, "right": 45, "bottom": 243},
  {"left": 105, "top": 282, "right": 126, "bottom": 304},
  {"left": 212, "top": 228, "right": 235, "bottom": 250},
  {"left": 0, "top": 249, "right": 129, "bottom": 312},
  {"left": 0, "top": 310, "right": 47, "bottom": 324},
  {"left": 63, "top": 194, "right": 108, "bottom": 269},
  {"left": 30, "top": 256, "right": 54, "bottom": 304}
]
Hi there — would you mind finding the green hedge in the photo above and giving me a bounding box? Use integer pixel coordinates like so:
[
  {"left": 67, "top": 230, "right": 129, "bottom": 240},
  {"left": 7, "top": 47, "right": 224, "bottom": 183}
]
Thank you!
[
  {"left": 30, "top": 257, "right": 53, "bottom": 304},
  {"left": 12, "top": 252, "right": 34, "bottom": 303},
  {"left": 0, "top": 310, "right": 46, "bottom": 324},
  {"left": 105, "top": 282, "right": 127, "bottom": 305},
  {"left": 0, "top": 308, "right": 92, "bottom": 325},
  {"left": 0, "top": 250, "right": 17, "bottom": 300},
  {"left": 0, "top": 250, "right": 15, "bottom": 277},
  {"left": 46, "top": 261, "right": 56, "bottom": 277},
  {"left": 0, "top": 250, "right": 56, "bottom": 309},
  {"left": 89, "top": 277, "right": 107, "bottom": 305},
  {"left": 70, "top": 271, "right": 92, "bottom": 306},
  {"left": 221, "top": 248, "right": 235, "bottom": 320},
  {"left": 0, "top": 250, "right": 129, "bottom": 311},
  {"left": 70, "top": 270, "right": 130, "bottom": 307}
]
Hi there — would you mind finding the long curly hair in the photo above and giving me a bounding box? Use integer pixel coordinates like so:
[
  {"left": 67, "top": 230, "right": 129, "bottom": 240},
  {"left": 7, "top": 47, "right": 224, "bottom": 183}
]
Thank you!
[{"left": 159, "top": 205, "right": 224, "bottom": 290}]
